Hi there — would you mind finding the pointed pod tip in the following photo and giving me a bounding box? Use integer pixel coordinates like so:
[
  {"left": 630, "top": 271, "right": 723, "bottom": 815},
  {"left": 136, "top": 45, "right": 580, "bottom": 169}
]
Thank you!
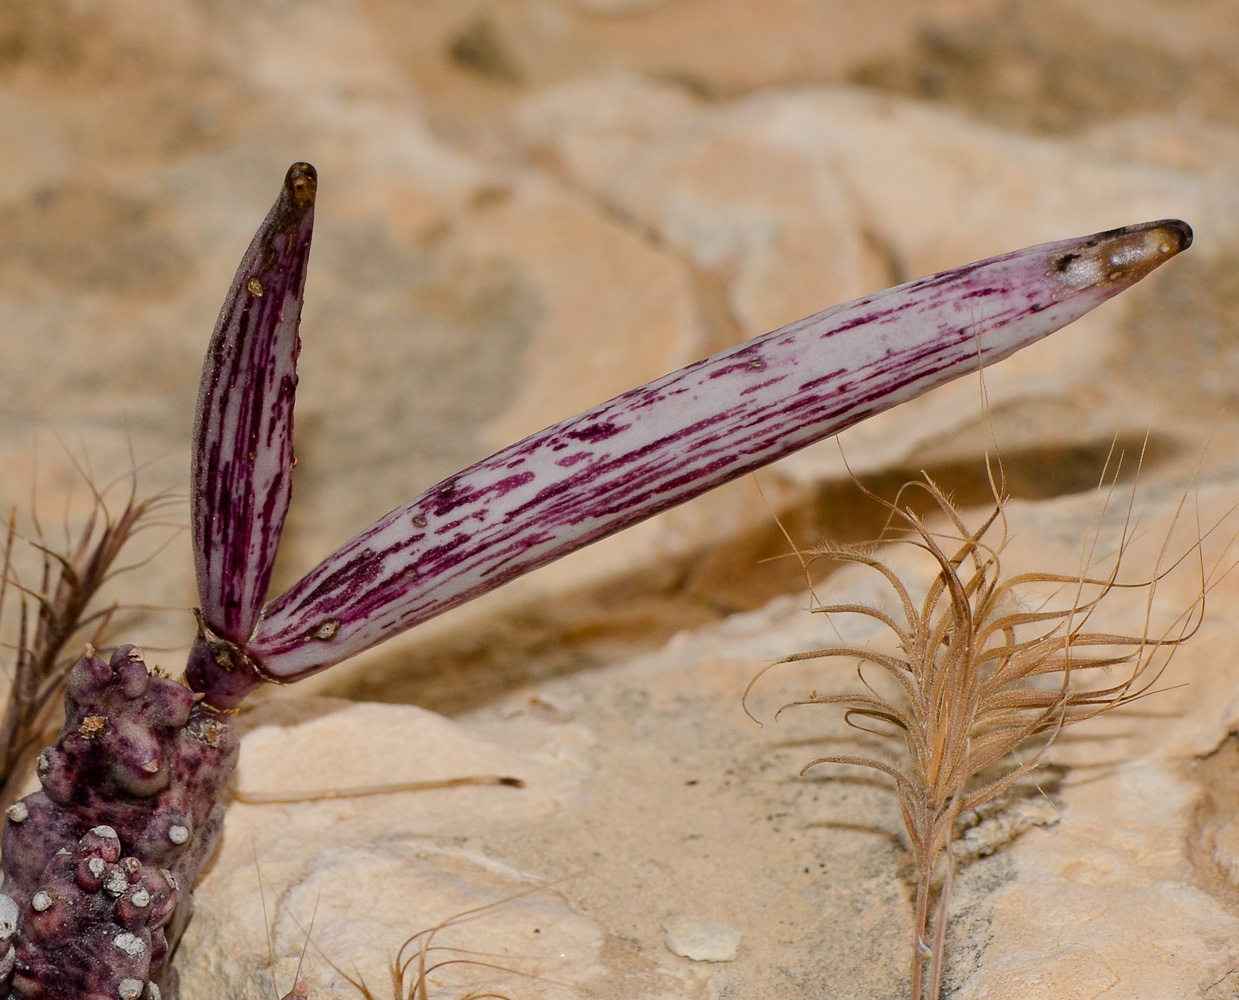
[
  {"left": 267, "top": 162, "right": 317, "bottom": 246},
  {"left": 284, "top": 162, "right": 317, "bottom": 206},
  {"left": 1106, "top": 217, "right": 1192, "bottom": 256},
  {"left": 1158, "top": 218, "right": 1193, "bottom": 252},
  {"left": 1050, "top": 217, "right": 1192, "bottom": 292}
]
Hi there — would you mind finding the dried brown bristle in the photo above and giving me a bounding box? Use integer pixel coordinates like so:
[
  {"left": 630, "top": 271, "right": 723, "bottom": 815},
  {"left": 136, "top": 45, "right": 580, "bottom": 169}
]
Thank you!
[
  {"left": 0, "top": 454, "right": 180, "bottom": 812},
  {"left": 745, "top": 450, "right": 1229, "bottom": 1000},
  {"left": 290, "top": 884, "right": 560, "bottom": 1000}
]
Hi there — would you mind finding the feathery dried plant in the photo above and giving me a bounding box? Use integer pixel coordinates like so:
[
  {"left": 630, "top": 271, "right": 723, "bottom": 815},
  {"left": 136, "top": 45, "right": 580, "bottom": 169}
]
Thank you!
[
  {"left": 745, "top": 454, "right": 1226, "bottom": 1000},
  {"left": 0, "top": 461, "right": 178, "bottom": 810}
]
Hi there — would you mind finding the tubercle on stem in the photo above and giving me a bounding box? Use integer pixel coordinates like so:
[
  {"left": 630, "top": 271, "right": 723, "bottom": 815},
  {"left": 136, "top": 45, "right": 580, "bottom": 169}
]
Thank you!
[{"left": 184, "top": 163, "right": 1192, "bottom": 709}]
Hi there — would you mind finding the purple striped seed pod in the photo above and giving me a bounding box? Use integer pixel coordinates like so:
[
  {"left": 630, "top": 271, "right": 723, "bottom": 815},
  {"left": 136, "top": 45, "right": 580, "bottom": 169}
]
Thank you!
[
  {"left": 190, "top": 162, "right": 315, "bottom": 647},
  {"left": 186, "top": 163, "right": 1191, "bottom": 707}
]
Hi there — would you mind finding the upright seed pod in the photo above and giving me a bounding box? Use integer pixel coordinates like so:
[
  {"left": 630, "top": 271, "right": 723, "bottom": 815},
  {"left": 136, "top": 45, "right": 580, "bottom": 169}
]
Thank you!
[{"left": 184, "top": 163, "right": 317, "bottom": 706}]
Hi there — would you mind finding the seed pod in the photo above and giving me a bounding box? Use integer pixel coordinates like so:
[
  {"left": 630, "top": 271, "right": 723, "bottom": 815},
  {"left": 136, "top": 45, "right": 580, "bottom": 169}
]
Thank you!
[{"left": 246, "top": 220, "right": 1192, "bottom": 688}]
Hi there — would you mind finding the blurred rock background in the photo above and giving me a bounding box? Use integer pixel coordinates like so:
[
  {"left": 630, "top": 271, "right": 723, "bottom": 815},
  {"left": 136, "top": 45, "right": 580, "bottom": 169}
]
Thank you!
[{"left": 3, "top": 1, "right": 1239, "bottom": 997}]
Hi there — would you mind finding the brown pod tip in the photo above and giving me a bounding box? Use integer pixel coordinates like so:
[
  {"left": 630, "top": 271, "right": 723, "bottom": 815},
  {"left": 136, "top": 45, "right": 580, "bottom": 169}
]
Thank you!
[
  {"left": 284, "top": 162, "right": 317, "bottom": 207},
  {"left": 1050, "top": 218, "right": 1192, "bottom": 292}
]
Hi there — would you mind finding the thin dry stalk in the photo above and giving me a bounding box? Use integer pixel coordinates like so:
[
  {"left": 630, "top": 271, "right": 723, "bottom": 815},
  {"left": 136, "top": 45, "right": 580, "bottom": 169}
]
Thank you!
[
  {"left": 0, "top": 463, "right": 180, "bottom": 808},
  {"left": 745, "top": 457, "right": 1229, "bottom": 1000},
  {"left": 289, "top": 882, "right": 562, "bottom": 1000},
  {"left": 235, "top": 774, "right": 524, "bottom": 806},
  {"left": 255, "top": 853, "right": 315, "bottom": 1000}
]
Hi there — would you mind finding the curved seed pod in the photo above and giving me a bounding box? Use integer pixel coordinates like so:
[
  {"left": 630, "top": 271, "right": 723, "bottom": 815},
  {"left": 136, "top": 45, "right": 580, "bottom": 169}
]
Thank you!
[
  {"left": 221, "top": 219, "right": 1189, "bottom": 694},
  {"left": 190, "top": 162, "right": 316, "bottom": 645}
]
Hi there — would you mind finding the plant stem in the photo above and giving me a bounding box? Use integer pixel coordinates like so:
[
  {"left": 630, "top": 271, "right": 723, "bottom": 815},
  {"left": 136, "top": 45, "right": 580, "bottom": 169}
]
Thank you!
[
  {"left": 928, "top": 851, "right": 955, "bottom": 1000},
  {"left": 913, "top": 864, "right": 931, "bottom": 1000}
]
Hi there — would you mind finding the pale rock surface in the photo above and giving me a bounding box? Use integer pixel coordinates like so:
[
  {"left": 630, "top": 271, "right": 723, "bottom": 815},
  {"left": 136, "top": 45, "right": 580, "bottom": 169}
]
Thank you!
[
  {"left": 179, "top": 702, "right": 606, "bottom": 999},
  {"left": 662, "top": 915, "right": 742, "bottom": 963},
  {"left": 453, "top": 171, "right": 708, "bottom": 444},
  {"left": 180, "top": 476, "right": 1239, "bottom": 998},
  {"left": 509, "top": 74, "right": 1226, "bottom": 484},
  {"left": 573, "top": 0, "right": 670, "bottom": 16},
  {"left": 357, "top": 0, "right": 983, "bottom": 126},
  {"left": 3, "top": 2, "right": 1239, "bottom": 998},
  {"left": 958, "top": 759, "right": 1239, "bottom": 1000}
]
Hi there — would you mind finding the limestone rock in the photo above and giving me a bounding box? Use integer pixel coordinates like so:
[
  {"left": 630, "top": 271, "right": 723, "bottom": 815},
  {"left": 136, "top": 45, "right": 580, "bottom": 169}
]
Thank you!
[
  {"left": 511, "top": 74, "right": 1222, "bottom": 483},
  {"left": 662, "top": 915, "right": 742, "bottom": 962},
  {"left": 573, "top": 0, "right": 670, "bottom": 15},
  {"left": 178, "top": 700, "right": 605, "bottom": 999},
  {"left": 178, "top": 474, "right": 1239, "bottom": 999}
]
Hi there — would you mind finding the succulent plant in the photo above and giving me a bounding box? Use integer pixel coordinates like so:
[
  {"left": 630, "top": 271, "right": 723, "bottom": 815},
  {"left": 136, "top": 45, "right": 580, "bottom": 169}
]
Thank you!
[
  {"left": 2, "top": 645, "right": 235, "bottom": 1000},
  {"left": 0, "top": 163, "right": 1191, "bottom": 997}
]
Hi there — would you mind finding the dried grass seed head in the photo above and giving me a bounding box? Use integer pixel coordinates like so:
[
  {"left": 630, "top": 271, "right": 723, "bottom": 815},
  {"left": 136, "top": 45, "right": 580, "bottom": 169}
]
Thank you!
[
  {"left": 746, "top": 463, "right": 1215, "bottom": 856},
  {"left": 744, "top": 456, "right": 1229, "bottom": 1000}
]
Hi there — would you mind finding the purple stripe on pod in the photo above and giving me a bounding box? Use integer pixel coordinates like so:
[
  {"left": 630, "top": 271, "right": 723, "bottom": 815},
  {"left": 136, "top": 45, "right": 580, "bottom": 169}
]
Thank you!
[
  {"left": 190, "top": 163, "right": 316, "bottom": 644},
  {"left": 221, "top": 219, "right": 1189, "bottom": 694}
]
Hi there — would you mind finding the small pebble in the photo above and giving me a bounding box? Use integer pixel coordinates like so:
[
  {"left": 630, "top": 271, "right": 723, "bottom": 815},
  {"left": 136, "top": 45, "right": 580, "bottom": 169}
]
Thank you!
[{"left": 662, "top": 914, "right": 741, "bottom": 962}]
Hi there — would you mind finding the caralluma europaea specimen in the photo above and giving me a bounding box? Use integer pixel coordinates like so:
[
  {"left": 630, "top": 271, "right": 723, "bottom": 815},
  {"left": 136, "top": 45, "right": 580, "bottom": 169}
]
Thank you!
[{"left": 0, "top": 163, "right": 1192, "bottom": 997}]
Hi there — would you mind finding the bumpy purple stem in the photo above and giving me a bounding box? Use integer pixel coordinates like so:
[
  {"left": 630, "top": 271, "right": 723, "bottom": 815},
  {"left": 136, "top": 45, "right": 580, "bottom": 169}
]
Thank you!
[
  {"left": 237, "top": 218, "right": 1191, "bottom": 690},
  {"left": 1, "top": 647, "right": 237, "bottom": 999}
]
